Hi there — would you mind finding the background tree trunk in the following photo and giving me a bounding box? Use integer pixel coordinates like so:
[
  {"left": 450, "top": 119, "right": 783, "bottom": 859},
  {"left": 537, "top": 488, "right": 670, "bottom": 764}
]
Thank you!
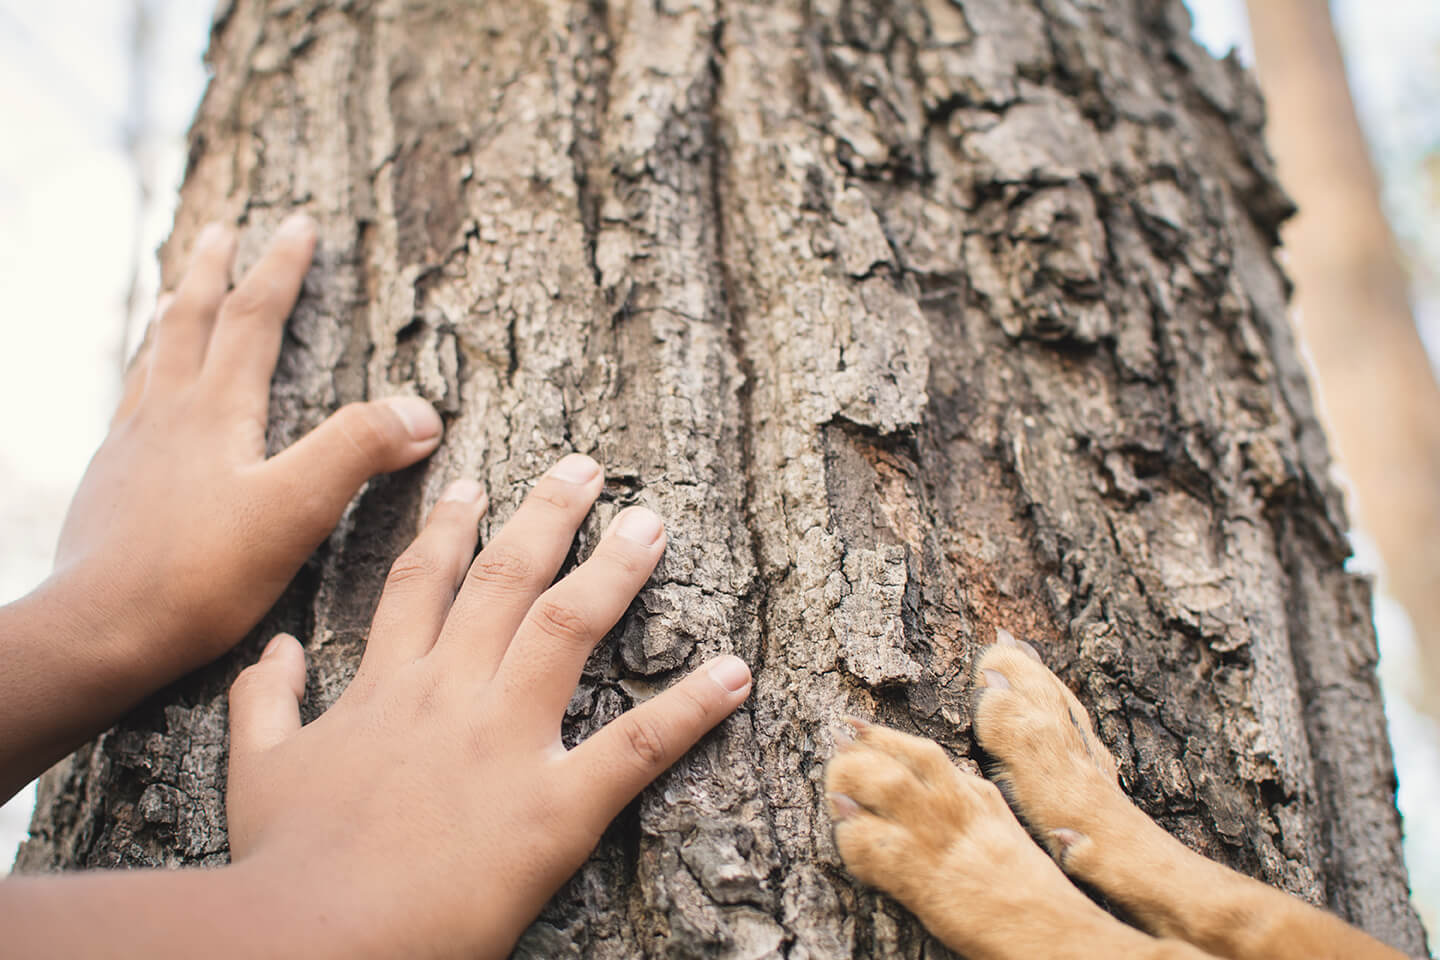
[
  {"left": 1245, "top": 0, "right": 1440, "bottom": 722},
  {"left": 15, "top": 0, "right": 1429, "bottom": 956}
]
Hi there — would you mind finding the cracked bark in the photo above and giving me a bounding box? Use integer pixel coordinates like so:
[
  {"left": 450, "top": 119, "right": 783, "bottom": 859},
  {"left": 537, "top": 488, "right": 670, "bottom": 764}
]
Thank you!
[{"left": 16, "top": 0, "right": 1429, "bottom": 957}]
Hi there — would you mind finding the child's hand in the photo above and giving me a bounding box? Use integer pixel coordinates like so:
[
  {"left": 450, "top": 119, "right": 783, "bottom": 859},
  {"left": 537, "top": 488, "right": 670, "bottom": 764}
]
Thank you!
[
  {"left": 54, "top": 215, "right": 442, "bottom": 673},
  {"left": 0, "top": 215, "right": 442, "bottom": 798},
  {"left": 224, "top": 456, "right": 752, "bottom": 957}
]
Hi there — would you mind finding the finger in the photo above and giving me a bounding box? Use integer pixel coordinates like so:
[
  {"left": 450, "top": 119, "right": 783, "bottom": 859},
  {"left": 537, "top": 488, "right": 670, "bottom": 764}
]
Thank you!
[
  {"left": 565, "top": 656, "right": 751, "bottom": 833},
  {"left": 436, "top": 454, "right": 604, "bottom": 677},
  {"left": 258, "top": 396, "right": 444, "bottom": 548},
  {"left": 151, "top": 223, "right": 235, "bottom": 386},
  {"left": 494, "top": 506, "right": 665, "bottom": 722},
  {"left": 202, "top": 213, "right": 316, "bottom": 412},
  {"left": 227, "top": 633, "right": 307, "bottom": 766},
  {"left": 112, "top": 294, "right": 172, "bottom": 425},
  {"left": 356, "top": 479, "right": 489, "bottom": 681}
]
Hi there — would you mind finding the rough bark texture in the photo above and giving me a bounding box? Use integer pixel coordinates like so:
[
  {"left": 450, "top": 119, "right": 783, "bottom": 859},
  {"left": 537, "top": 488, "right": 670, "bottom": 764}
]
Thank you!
[{"left": 16, "top": 0, "right": 1429, "bottom": 956}]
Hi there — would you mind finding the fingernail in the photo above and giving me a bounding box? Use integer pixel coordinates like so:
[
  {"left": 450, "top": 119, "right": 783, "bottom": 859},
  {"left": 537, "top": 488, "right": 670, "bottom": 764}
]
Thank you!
[
  {"left": 828, "top": 793, "right": 861, "bottom": 821},
  {"left": 982, "top": 669, "right": 1010, "bottom": 689},
  {"left": 382, "top": 396, "right": 443, "bottom": 441},
  {"left": 441, "top": 478, "right": 484, "bottom": 504},
  {"left": 609, "top": 507, "right": 664, "bottom": 546},
  {"left": 707, "top": 655, "right": 752, "bottom": 694},
  {"left": 261, "top": 634, "right": 291, "bottom": 661},
  {"left": 278, "top": 212, "right": 316, "bottom": 240},
  {"left": 995, "top": 627, "right": 1018, "bottom": 648},
  {"left": 549, "top": 453, "right": 600, "bottom": 485},
  {"left": 1019, "top": 638, "right": 1043, "bottom": 662}
]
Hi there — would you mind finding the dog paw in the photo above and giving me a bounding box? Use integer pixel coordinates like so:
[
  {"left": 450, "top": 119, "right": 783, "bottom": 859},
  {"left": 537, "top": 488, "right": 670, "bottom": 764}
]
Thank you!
[
  {"left": 972, "top": 629, "right": 1127, "bottom": 863},
  {"left": 824, "top": 720, "right": 1090, "bottom": 955}
]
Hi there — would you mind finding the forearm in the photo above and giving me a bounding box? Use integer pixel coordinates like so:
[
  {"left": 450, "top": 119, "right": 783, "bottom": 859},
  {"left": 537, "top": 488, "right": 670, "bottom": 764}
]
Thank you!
[
  {"left": 0, "top": 573, "right": 177, "bottom": 801},
  {"left": 0, "top": 863, "right": 370, "bottom": 960}
]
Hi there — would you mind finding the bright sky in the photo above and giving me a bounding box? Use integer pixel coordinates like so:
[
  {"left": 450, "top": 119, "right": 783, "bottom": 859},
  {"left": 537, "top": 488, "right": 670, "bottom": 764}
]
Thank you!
[
  {"left": 0, "top": 0, "right": 213, "bottom": 872},
  {"left": 0, "top": 0, "right": 1435, "bottom": 942}
]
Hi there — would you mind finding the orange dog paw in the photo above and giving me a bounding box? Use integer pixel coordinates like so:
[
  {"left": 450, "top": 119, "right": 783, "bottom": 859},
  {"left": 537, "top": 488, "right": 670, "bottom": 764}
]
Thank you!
[
  {"left": 971, "top": 630, "right": 1127, "bottom": 865},
  {"left": 824, "top": 720, "right": 1103, "bottom": 958}
]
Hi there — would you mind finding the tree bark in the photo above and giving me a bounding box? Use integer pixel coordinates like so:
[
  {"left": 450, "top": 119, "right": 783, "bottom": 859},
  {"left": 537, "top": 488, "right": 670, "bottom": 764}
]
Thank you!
[{"left": 16, "top": 0, "right": 1429, "bottom": 956}]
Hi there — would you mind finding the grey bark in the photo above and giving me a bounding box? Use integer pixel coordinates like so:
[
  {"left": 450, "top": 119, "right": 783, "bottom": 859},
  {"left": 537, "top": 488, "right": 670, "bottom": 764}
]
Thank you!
[{"left": 17, "top": 0, "right": 1429, "bottom": 956}]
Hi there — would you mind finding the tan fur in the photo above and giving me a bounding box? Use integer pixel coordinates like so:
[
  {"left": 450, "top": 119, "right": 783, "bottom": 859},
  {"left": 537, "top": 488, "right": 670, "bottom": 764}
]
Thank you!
[{"left": 825, "top": 638, "right": 1411, "bottom": 960}]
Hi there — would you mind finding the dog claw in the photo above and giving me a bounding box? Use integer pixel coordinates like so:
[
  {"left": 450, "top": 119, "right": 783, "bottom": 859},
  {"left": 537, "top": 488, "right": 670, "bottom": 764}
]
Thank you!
[
  {"left": 982, "top": 669, "right": 1010, "bottom": 689},
  {"left": 828, "top": 792, "right": 862, "bottom": 822},
  {"left": 1048, "top": 827, "right": 1087, "bottom": 863},
  {"left": 996, "top": 626, "right": 1044, "bottom": 662}
]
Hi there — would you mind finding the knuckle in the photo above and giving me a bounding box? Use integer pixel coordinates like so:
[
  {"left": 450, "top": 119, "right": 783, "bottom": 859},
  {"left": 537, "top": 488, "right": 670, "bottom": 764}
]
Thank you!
[
  {"left": 622, "top": 715, "right": 670, "bottom": 770},
  {"left": 527, "top": 598, "right": 594, "bottom": 647},
  {"left": 386, "top": 550, "right": 442, "bottom": 589},
  {"left": 156, "top": 300, "right": 195, "bottom": 330},
  {"left": 220, "top": 279, "right": 275, "bottom": 320},
  {"left": 671, "top": 685, "right": 713, "bottom": 729},
  {"left": 228, "top": 664, "right": 269, "bottom": 704},
  {"left": 335, "top": 403, "right": 395, "bottom": 461},
  {"left": 602, "top": 542, "right": 651, "bottom": 579},
  {"left": 526, "top": 478, "right": 576, "bottom": 512},
  {"left": 468, "top": 545, "right": 537, "bottom": 592}
]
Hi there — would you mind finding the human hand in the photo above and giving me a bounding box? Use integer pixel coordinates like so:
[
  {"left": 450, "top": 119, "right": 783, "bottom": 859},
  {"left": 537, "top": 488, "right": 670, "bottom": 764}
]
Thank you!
[
  {"left": 51, "top": 214, "right": 443, "bottom": 679},
  {"left": 225, "top": 455, "right": 752, "bottom": 958},
  {"left": 0, "top": 214, "right": 445, "bottom": 798}
]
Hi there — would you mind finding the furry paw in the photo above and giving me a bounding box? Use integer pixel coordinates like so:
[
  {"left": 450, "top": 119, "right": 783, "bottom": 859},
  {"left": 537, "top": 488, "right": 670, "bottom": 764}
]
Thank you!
[
  {"left": 972, "top": 629, "right": 1127, "bottom": 865},
  {"left": 825, "top": 720, "right": 1094, "bottom": 957}
]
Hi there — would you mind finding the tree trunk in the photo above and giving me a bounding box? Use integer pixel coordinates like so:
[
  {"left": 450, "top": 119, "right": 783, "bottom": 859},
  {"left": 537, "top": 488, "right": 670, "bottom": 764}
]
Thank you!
[
  {"left": 1246, "top": 0, "right": 1440, "bottom": 721},
  {"left": 16, "top": 0, "right": 1429, "bottom": 956}
]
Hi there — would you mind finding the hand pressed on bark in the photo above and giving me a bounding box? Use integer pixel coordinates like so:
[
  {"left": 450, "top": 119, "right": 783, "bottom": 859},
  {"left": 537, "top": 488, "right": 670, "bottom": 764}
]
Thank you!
[
  {"left": 223, "top": 456, "right": 753, "bottom": 958},
  {"left": 0, "top": 215, "right": 443, "bottom": 799}
]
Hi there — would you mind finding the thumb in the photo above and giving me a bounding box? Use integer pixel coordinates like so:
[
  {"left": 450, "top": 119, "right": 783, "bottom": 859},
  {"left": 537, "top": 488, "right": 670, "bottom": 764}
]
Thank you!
[
  {"left": 261, "top": 396, "right": 443, "bottom": 540},
  {"left": 567, "top": 656, "right": 752, "bottom": 831},
  {"left": 228, "top": 633, "right": 307, "bottom": 763}
]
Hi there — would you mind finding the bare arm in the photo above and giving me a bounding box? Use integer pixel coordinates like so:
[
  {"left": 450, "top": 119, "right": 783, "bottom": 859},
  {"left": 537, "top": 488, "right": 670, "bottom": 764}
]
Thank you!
[{"left": 0, "top": 867, "right": 292, "bottom": 960}]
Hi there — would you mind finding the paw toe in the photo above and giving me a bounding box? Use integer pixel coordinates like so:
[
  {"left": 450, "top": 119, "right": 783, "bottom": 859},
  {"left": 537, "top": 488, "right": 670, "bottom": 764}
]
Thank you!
[
  {"left": 852, "top": 722, "right": 959, "bottom": 787},
  {"left": 826, "top": 741, "right": 930, "bottom": 824},
  {"left": 832, "top": 809, "right": 919, "bottom": 893}
]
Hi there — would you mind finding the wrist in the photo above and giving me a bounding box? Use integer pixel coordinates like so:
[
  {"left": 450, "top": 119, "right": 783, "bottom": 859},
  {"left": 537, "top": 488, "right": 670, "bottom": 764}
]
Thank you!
[
  {"left": 0, "top": 572, "right": 176, "bottom": 796},
  {"left": 227, "top": 847, "right": 439, "bottom": 960},
  {"left": 231, "top": 838, "right": 516, "bottom": 960},
  {"left": 41, "top": 560, "right": 203, "bottom": 690}
]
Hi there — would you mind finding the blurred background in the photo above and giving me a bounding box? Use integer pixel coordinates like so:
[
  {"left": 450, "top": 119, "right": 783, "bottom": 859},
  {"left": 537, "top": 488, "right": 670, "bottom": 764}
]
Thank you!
[{"left": 0, "top": 0, "right": 1435, "bottom": 945}]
